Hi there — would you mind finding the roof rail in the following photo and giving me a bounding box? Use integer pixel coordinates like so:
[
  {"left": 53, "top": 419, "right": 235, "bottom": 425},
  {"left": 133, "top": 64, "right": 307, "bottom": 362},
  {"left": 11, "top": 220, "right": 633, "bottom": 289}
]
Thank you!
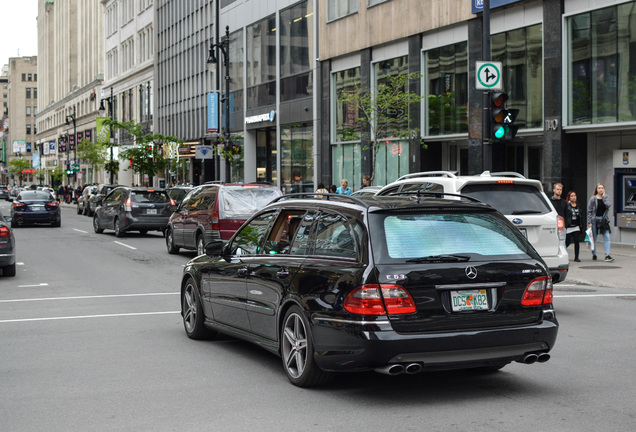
[
  {"left": 396, "top": 171, "right": 458, "bottom": 181},
  {"left": 270, "top": 193, "right": 370, "bottom": 207},
  {"left": 482, "top": 171, "right": 526, "bottom": 179},
  {"left": 386, "top": 190, "right": 484, "bottom": 204}
]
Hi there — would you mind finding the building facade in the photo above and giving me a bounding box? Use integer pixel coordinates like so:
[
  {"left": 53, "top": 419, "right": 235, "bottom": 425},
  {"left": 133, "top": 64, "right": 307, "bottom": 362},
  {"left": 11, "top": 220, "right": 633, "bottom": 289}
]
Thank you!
[
  {"left": 102, "top": 0, "right": 155, "bottom": 186},
  {"left": 4, "top": 57, "right": 38, "bottom": 186},
  {"left": 316, "top": 0, "right": 636, "bottom": 245},
  {"left": 35, "top": 0, "right": 104, "bottom": 187}
]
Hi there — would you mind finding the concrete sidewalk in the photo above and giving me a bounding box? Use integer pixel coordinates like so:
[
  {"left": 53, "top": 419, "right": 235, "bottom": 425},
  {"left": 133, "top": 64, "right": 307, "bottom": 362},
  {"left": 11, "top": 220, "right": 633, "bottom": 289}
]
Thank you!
[{"left": 564, "top": 242, "right": 636, "bottom": 290}]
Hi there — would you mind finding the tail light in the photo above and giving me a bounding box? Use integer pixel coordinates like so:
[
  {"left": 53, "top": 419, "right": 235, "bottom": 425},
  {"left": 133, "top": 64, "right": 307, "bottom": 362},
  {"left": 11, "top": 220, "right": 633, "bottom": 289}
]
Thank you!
[
  {"left": 344, "top": 284, "right": 416, "bottom": 315},
  {"left": 212, "top": 208, "right": 220, "bottom": 231},
  {"left": 557, "top": 216, "right": 565, "bottom": 241},
  {"left": 125, "top": 197, "right": 132, "bottom": 212},
  {"left": 170, "top": 198, "right": 176, "bottom": 206},
  {"left": 12, "top": 202, "right": 26, "bottom": 209},
  {"left": 47, "top": 202, "right": 59, "bottom": 208},
  {"left": 521, "top": 276, "right": 553, "bottom": 306},
  {"left": 0, "top": 226, "right": 10, "bottom": 242}
]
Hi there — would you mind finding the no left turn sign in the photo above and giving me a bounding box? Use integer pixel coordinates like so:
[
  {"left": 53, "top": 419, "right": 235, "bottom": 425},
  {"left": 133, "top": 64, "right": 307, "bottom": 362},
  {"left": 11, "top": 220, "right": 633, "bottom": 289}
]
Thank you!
[{"left": 476, "top": 61, "right": 502, "bottom": 90}]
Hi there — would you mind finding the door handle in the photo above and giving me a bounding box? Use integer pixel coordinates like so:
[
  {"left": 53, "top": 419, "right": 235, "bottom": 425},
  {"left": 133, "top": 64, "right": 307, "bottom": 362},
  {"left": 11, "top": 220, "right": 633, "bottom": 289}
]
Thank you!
[
  {"left": 237, "top": 267, "right": 248, "bottom": 277},
  {"left": 276, "top": 269, "right": 290, "bottom": 277}
]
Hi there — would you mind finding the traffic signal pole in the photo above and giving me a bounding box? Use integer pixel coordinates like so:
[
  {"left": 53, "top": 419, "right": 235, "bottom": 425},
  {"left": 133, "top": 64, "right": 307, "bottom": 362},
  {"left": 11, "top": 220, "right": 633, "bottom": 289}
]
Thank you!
[{"left": 482, "top": 0, "right": 492, "bottom": 172}]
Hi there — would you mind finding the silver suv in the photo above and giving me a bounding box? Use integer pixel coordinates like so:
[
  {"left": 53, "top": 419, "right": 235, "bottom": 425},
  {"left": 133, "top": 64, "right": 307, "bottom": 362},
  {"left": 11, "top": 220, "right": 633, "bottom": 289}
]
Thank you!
[{"left": 376, "top": 171, "right": 569, "bottom": 283}]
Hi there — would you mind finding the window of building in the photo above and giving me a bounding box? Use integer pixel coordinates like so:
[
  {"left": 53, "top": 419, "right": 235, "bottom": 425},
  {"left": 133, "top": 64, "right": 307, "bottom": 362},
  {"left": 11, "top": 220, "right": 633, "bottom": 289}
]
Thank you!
[
  {"left": 229, "top": 29, "right": 244, "bottom": 113},
  {"left": 34, "top": 88, "right": 37, "bottom": 99},
  {"left": 280, "top": 1, "right": 313, "bottom": 102},
  {"left": 426, "top": 41, "right": 468, "bottom": 136},
  {"left": 26, "top": 106, "right": 31, "bottom": 117},
  {"left": 27, "top": 74, "right": 32, "bottom": 81},
  {"left": 374, "top": 56, "right": 409, "bottom": 137},
  {"left": 26, "top": 124, "right": 31, "bottom": 134},
  {"left": 491, "top": 24, "right": 542, "bottom": 129},
  {"left": 327, "top": 0, "right": 357, "bottom": 21},
  {"left": 246, "top": 15, "right": 277, "bottom": 108},
  {"left": 368, "top": 0, "right": 390, "bottom": 6},
  {"left": 281, "top": 123, "right": 314, "bottom": 194},
  {"left": 21, "top": 74, "right": 26, "bottom": 81},
  {"left": 26, "top": 88, "right": 31, "bottom": 98},
  {"left": 568, "top": 3, "right": 636, "bottom": 125},
  {"left": 332, "top": 67, "right": 361, "bottom": 142}
]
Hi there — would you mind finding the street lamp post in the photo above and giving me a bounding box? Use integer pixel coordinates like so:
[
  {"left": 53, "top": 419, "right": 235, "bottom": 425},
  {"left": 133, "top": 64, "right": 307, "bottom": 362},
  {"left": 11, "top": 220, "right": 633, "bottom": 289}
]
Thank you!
[
  {"left": 65, "top": 106, "right": 77, "bottom": 185},
  {"left": 207, "top": 25, "right": 231, "bottom": 183},
  {"left": 99, "top": 88, "right": 115, "bottom": 184}
]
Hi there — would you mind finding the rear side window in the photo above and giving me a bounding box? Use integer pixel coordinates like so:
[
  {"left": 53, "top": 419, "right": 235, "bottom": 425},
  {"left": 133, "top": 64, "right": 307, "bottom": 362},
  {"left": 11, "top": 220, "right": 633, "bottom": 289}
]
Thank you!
[
  {"left": 460, "top": 183, "right": 551, "bottom": 215},
  {"left": 221, "top": 187, "right": 282, "bottom": 218},
  {"left": 400, "top": 182, "right": 444, "bottom": 194},
  {"left": 371, "top": 211, "right": 534, "bottom": 262},
  {"left": 313, "top": 213, "right": 357, "bottom": 258},
  {"left": 131, "top": 191, "right": 170, "bottom": 203}
]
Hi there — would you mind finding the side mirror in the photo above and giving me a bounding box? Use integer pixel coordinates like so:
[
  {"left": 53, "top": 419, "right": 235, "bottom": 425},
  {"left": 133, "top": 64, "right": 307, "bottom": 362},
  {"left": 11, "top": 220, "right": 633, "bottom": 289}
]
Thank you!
[{"left": 205, "top": 240, "right": 225, "bottom": 256}]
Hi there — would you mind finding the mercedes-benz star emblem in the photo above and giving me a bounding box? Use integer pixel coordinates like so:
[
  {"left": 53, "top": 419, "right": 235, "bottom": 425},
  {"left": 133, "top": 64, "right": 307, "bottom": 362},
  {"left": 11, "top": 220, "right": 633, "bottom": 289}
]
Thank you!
[{"left": 465, "top": 266, "right": 477, "bottom": 279}]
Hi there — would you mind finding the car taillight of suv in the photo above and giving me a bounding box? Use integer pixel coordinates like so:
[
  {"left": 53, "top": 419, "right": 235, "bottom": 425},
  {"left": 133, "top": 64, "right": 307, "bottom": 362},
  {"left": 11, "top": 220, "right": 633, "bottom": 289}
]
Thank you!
[{"left": 344, "top": 284, "right": 417, "bottom": 315}]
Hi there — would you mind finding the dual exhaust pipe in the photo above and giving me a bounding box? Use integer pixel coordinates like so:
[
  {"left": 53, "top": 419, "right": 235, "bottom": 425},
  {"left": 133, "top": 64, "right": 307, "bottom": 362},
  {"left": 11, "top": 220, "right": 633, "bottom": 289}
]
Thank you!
[
  {"left": 375, "top": 362, "right": 423, "bottom": 375},
  {"left": 517, "top": 352, "right": 551, "bottom": 364}
]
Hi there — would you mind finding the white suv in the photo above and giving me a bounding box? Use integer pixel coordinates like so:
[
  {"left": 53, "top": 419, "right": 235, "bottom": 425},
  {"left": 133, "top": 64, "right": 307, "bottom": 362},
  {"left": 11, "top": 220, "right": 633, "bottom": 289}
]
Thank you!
[{"left": 376, "top": 171, "right": 569, "bottom": 283}]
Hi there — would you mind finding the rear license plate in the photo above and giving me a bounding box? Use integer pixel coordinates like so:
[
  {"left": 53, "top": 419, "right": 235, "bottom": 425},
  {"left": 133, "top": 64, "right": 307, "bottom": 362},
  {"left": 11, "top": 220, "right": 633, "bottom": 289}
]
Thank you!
[
  {"left": 450, "top": 289, "right": 489, "bottom": 312},
  {"left": 30, "top": 205, "right": 44, "bottom": 210},
  {"left": 147, "top": 209, "right": 157, "bottom": 214},
  {"left": 518, "top": 228, "right": 527, "bottom": 238}
]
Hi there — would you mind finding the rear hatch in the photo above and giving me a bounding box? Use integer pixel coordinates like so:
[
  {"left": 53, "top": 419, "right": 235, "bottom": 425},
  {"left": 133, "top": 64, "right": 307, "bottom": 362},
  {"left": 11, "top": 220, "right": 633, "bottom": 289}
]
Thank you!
[
  {"left": 368, "top": 208, "right": 549, "bottom": 333},
  {"left": 129, "top": 190, "right": 173, "bottom": 218},
  {"left": 459, "top": 182, "right": 561, "bottom": 258},
  {"left": 218, "top": 186, "right": 283, "bottom": 238}
]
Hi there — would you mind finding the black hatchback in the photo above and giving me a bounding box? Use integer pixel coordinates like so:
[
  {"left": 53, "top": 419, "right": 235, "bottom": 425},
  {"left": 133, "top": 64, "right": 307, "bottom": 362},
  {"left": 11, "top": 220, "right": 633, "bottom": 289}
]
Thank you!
[
  {"left": 93, "top": 187, "right": 174, "bottom": 236},
  {"left": 179, "top": 193, "right": 558, "bottom": 387}
]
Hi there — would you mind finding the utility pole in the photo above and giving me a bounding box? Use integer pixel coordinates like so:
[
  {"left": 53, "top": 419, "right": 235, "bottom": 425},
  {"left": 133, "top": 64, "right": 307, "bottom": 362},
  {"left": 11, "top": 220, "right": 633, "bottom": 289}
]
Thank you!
[{"left": 482, "top": 0, "right": 492, "bottom": 172}]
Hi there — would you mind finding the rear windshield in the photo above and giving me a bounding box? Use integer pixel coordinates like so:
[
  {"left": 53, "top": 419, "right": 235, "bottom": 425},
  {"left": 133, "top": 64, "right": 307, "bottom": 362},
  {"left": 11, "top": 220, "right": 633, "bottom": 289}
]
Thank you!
[
  {"left": 19, "top": 192, "right": 52, "bottom": 201},
  {"left": 131, "top": 191, "right": 170, "bottom": 203},
  {"left": 370, "top": 211, "right": 536, "bottom": 263},
  {"left": 221, "top": 187, "right": 282, "bottom": 218},
  {"left": 460, "top": 184, "right": 552, "bottom": 215}
]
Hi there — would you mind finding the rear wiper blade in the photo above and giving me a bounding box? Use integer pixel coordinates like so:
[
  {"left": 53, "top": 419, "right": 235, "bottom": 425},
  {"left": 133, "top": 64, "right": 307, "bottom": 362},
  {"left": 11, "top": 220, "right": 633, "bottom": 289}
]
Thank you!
[
  {"left": 406, "top": 254, "right": 471, "bottom": 263},
  {"left": 511, "top": 210, "right": 543, "bottom": 215}
]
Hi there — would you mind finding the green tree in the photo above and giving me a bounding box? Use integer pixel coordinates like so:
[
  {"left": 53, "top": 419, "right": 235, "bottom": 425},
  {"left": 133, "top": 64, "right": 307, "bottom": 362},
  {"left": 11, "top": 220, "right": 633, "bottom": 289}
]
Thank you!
[
  {"left": 51, "top": 166, "right": 65, "bottom": 187},
  {"left": 77, "top": 138, "right": 110, "bottom": 182},
  {"left": 104, "top": 119, "right": 183, "bottom": 184},
  {"left": 338, "top": 73, "right": 426, "bottom": 184},
  {"left": 8, "top": 158, "right": 31, "bottom": 186},
  {"left": 35, "top": 168, "right": 46, "bottom": 185}
]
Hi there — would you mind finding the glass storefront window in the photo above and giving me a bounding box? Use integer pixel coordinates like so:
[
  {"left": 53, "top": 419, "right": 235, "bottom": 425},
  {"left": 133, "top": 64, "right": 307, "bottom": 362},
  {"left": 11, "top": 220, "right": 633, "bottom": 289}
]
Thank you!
[
  {"left": 426, "top": 41, "right": 468, "bottom": 135},
  {"left": 281, "top": 123, "right": 314, "bottom": 194},
  {"left": 568, "top": 4, "right": 636, "bottom": 125},
  {"left": 491, "top": 24, "right": 543, "bottom": 129},
  {"left": 374, "top": 139, "right": 409, "bottom": 186},
  {"left": 374, "top": 56, "right": 409, "bottom": 138},
  {"left": 333, "top": 67, "right": 361, "bottom": 142}
]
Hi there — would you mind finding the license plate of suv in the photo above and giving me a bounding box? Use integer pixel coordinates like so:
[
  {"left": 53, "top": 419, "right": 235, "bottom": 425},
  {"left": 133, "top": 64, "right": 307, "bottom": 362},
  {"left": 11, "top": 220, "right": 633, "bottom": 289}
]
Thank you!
[
  {"left": 147, "top": 209, "right": 157, "bottom": 214},
  {"left": 450, "top": 289, "right": 488, "bottom": 312}
]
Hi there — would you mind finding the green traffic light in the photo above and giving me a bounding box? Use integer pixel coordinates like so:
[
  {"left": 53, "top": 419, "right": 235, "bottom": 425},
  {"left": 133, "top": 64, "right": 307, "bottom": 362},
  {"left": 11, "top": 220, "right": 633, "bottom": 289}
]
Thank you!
[{"left": 494, "top": 125, "right": 507, "bottom": 139}]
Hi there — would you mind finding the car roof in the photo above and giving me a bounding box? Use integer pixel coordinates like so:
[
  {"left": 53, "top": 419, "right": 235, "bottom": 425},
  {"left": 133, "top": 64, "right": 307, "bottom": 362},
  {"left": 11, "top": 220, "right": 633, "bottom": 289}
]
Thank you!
[{"left": 382, "top": 170, "right": 543, "bottom": 189}]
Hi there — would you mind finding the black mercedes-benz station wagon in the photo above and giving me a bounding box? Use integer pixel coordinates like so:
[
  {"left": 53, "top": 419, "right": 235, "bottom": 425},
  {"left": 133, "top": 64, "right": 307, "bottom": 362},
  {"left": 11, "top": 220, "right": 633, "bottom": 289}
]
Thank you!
[{"left": 180, "top": 193, "right": 558, "bottom": 387}]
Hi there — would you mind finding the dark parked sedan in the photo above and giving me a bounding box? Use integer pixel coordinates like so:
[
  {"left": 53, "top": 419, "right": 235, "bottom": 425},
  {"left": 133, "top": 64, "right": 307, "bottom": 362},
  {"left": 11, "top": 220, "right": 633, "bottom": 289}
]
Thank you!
[
  {"left": 179, "top": 193, "right": 558, "bottom": 387},
  {"left": 11, "top": 191, "right": 61, "bottom": 227},
  {"left": 93, "top": 187, "right": 174, "bottom": 236},
  {"left": 0, "top": 210, "right": 16, "bottom": 276}
]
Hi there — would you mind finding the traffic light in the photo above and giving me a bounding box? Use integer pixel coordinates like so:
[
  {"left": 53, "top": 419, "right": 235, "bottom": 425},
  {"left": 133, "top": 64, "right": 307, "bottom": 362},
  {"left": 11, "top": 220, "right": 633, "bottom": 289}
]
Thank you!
[
  {"left": 491, "top": 92, "right": 519, "bottom": 141},
  {"left": 66, "top": 164, "right": 72, "bottom": 175}
]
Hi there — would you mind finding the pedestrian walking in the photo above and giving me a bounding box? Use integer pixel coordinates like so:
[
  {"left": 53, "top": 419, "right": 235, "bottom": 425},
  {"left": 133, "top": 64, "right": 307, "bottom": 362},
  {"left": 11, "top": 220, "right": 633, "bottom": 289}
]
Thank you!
[
  {"left": 361, "top": 175, "right": 371, "bottom": 189},
  {"left": 550, "top": 182, "right": 567, "bottom": 218},
  {"left": 336, "top": 179, "right": 352, "bottom": 195},
  {"left": 565, "top": 191, "right": 584, "bottom": 262},
  {"left": 330, "top": 184, "right": 337, "bottom": 194},
  {"left": 315, "top": 183, "right": 329, "bottom": 194},
  {"left": 587, "top": 183, "right": 613, "bottom": 262}
]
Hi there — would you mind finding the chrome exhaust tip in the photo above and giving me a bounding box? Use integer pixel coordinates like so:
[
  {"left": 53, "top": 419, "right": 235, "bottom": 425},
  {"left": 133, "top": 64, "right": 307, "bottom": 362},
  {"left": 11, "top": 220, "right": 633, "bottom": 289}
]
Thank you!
[
  {"left": 375, "top": 364, "right": 405, "bottom": 375},
  {"left": 537, "top": 353, "right": 551, "bottom": 363},
  {"left": 405, "top": 363, "right": 423, "bottom": 374},
  {"left": 517, "top": 353, "right": 539, "bottom": 364}
]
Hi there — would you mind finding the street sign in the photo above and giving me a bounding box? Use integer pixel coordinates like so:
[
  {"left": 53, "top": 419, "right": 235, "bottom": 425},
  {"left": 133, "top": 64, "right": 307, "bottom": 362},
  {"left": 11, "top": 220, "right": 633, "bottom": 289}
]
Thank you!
[
  {"left": 476, "top": 61, "right": 502, "bottom": 90},
  {"left": 72, "top": 163, "right": 80, "bottom": 172}
]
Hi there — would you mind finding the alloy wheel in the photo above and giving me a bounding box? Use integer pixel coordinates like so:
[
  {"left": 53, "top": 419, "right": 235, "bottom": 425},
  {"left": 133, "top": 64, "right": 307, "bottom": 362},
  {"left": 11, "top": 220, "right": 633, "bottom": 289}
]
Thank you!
[
  {"left": 183, "top": 283, "right": 197, "bottom": 334},
  {"left": 282, "top": 312, "right": 308, "bottom": 379}
]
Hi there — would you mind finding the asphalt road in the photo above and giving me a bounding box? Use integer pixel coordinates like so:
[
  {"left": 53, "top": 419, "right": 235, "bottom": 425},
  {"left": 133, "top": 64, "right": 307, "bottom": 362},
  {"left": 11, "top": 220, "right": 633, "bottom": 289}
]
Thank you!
[{"left": 1, "top": 203, "right": 636, "bottom": 431}]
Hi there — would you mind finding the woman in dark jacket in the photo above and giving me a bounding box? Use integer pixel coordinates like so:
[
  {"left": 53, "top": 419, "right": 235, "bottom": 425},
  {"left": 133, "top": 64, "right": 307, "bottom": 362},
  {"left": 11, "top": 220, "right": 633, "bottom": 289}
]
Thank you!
[
  {"left": 565, "top": 191, "right": 585, "bottom": 262},
  {"left": 587, "top": 183, "right": 613, "bottom": 262}
]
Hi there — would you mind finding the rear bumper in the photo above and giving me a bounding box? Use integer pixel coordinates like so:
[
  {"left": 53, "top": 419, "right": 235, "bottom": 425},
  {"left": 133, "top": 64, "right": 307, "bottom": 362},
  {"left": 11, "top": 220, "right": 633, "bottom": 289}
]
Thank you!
[
  {"left": 13, "top": 212, "right": 60, "bottom": 224},
  {"left": 122, "top": 215, "right": 170, "bottom": 231},
  {"left": 0, "top": 253, "right": 16, "bottom": 266},
  {"left": 310, "top": 311, "right": 558, "bottom": 372}
]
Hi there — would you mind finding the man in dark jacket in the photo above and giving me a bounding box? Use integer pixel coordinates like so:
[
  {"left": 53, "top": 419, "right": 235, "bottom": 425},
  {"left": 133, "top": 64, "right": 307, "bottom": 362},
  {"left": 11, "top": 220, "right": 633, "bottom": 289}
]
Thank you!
[{"left": 550, "top": 182, "right": 566, "bottom": 218}]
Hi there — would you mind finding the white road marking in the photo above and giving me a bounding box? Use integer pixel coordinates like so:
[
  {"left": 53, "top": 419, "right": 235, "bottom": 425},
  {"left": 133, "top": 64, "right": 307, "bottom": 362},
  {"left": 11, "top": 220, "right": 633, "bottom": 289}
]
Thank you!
[
  {"left": 17, "top": 262, "right": 24, "bottom": 266},
  {"left": 73, "top": 229, "right": 88, "bottom": 234},
  {"left": 0, "top": 292, "right": 178, "bottom": 303},
  {"left": 554, "top": 293, "right": 636, "bottom": 298},
  {"left": 114, "top": 241, "right": 136, "bottom": 250},
  {"left": 17, "top": 283, "right": 49, "bottom": 288},
  {"left": 0, "top": 311, "right": 179, "bottom": 324}
]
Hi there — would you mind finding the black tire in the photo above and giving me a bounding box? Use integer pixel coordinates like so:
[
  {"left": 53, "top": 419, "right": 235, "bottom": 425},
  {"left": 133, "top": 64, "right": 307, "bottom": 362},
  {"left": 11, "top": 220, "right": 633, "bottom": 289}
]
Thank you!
[
  {"left": 281, "top": 305, "right": 332, "bottom": 387},
  {"left": 2, "top": 263, "right": 16, "bottom": 277},
  {"left": 196, "top": 234, "right": 205, "bottom": 256},
  {"left": 52, "top": 219, "right": 61, "bottom": 228},
  {"left": 93, "top": 215, "right": 104, "bottom": 233},
  {"left": 166, "top": 229, "right": 180, "bottom": 254},
  {"left": 11, "top": 220, "right": 17, "bottom": 229},
  {"left": 114, "top": 217, "right": 124, "bottom": 237},
  {"left": 182, "top": 277, "right": 215, "bottom": 340},
  {"left": 139, "top": 229, "right": 148, "bottom": 236}
]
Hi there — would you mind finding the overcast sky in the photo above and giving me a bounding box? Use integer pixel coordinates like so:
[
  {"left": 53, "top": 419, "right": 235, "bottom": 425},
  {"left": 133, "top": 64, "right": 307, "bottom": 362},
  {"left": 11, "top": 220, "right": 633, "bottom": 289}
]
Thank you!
[{"left": 0, "top": 0, "right": 38, "bottom": 69}]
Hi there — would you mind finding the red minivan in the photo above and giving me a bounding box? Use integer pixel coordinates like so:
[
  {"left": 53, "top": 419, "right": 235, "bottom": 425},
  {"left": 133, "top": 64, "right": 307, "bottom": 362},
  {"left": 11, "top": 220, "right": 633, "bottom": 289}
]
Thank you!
[{"left": 166, "top": 183, "right": 283, "bottom": 255}]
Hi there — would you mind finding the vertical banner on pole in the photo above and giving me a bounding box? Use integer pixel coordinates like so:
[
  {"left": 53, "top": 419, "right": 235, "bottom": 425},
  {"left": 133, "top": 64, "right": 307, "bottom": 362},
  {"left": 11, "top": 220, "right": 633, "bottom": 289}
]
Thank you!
[{"left": 207, "top": 92, "right": 220, "bottom": 133}]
